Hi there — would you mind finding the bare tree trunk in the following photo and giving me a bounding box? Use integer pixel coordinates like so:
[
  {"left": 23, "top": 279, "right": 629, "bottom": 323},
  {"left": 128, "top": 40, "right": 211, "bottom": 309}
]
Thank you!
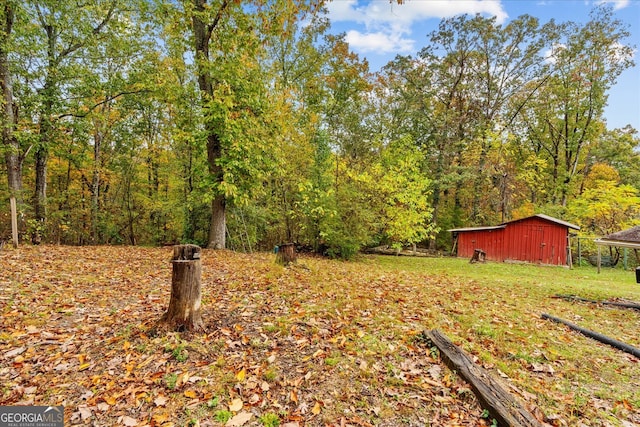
[
  {"left": 91, "top": 125, "right": 103, "bottom": 243},
  {"left": 1, "top": 3, "right": 23, "bottom": 234},
  {"left": 33, "top": 144, "right": 48, "bottom": 244},
  {"left": 161, "top": 244, "right": 204, "bottom": 332},
  {"left": 208, "top": 195, "right": 226, "bottom": 249}
]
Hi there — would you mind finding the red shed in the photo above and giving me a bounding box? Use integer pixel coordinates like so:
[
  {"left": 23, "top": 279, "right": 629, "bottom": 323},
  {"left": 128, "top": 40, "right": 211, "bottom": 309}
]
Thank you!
[{"left": 449, "top": 214, "right": 580, "bottom": 266}]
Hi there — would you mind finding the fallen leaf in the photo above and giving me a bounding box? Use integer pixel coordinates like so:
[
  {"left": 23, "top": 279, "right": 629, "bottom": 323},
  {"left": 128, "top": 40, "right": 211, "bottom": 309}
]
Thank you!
[
  {"left": 229, "top": 398, "right": 243, "bottom": 412},
  {"left": 531, "top": 363, "right": 555, "bottom": 375},
  {"left": 428, "top": 365, "right": 442, "bottom": 380},
  {"left": 184, "top": 390, "right": 197, "bottom": 398},
  {"left": 225, "top": 411, "right": 252, "bottom": 427},
  {"left": 312, "top": 401, "right": 321, "bottom": 415},
  {"left": 4, "top": 347, "right": 25, "bottom": 359},
  {"left": 122, "top": 415, "right": 138, "bottom": 426},
  {"left": 152, "top": 412, "right": 170, "bottom": 424},
  {"left": 78, "top": 407, "right": 92, "bottom": 420},
  {"left": 236, "top": 368, "right": 246, "bottom": 382},
  {"left": 154, "top": 395, "right": 169, "bottom": 407}
]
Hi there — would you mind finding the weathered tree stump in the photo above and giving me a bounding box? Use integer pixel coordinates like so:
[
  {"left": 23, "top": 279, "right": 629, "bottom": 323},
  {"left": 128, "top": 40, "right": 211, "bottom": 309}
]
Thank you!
[
  {"left": 161, "top": 244, "right": 204, "bottom": 332},
  {"left": 276, "top": 243, "right": 296, "bottom": 266}
]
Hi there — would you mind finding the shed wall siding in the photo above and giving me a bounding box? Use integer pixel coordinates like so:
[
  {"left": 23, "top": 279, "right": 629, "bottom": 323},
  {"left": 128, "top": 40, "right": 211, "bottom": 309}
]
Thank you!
[
  {"left": 455, "top": 217, "right": 569, "bottom": 265},
  {"left": 457, "top": 229, "right": 504, "bottom": 261}
]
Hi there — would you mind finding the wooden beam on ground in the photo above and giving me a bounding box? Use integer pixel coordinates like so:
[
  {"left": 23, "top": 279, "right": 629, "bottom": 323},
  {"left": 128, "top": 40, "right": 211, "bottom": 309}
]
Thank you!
[
  {"left": 541, "top": 313, "right": 640, "bottom": 358},
  {"left": 423, "top": 329, "right": 545, "bottom": 427},
  {"left": 552, "top": 294, "right": 640, "bottom": 311}
]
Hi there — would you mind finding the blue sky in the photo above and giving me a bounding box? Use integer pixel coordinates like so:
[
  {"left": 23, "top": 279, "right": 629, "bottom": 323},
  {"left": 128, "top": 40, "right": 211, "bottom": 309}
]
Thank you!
[{"left": 326, "top": 0, "right": 640, "bottom": 131}]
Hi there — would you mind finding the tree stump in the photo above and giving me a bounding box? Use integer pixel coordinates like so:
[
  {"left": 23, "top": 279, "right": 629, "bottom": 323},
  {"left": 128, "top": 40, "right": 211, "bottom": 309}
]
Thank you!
[
  {"left": 161, "top": 244, "right": 204, "bottom": 332},
  {"left": 276, "top": 243, "right": 296, "bottom": 266}
]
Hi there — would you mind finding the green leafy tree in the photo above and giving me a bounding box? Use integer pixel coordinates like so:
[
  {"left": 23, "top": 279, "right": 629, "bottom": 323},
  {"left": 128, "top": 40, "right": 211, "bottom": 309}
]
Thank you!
[
  {"left": 368, "top": 136, "right": 435, "bottom": 248},
  {"left": 568, "top": 164, "right": 640, "bottom": 236},
  {"left": 514, "top": 6, "right": 634, "bottom": 207},
  {"left": 180, "top": 0, "right": 319, "bottom": 249},
  {"left": 585, "top": 126, "right": 640, "bottom": 190}
]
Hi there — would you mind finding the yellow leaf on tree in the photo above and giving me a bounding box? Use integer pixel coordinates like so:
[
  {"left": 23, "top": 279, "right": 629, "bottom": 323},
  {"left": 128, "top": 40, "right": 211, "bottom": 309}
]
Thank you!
[
  {"left": 312, "top": 401, "right": 321, "bottom": 415},
  {"left": 229, "top": 398, "right": 243, "bottom": 412}
]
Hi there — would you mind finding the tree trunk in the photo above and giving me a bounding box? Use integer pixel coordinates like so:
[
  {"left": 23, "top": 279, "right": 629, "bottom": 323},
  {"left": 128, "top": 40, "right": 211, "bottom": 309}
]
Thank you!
[
  {"left": 161, "top": 244, "right": 204, "bottom": 332},
  {"left": 1, "top": 3, "right": 23, "bottom": 235},
  {"left": 91, "top": 125, "right": 103, "bottom": 243},
  {"left": 33, "top": 24, "right": 59, "bottom": 242},
  {"left": 208, "top": 193, "right": 226, "bottom": 249},
  {"left": 276, "top": 243, "right": 296, "bottom": 266},
  {"left": 192, "top": 0, "right": 229, "bottom": 250}
]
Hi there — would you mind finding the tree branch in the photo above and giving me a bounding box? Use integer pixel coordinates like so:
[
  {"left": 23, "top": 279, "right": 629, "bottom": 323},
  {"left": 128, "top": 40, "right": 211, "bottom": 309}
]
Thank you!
[{"left": 57, "top": 89, "right": 148, "bottom": 120}]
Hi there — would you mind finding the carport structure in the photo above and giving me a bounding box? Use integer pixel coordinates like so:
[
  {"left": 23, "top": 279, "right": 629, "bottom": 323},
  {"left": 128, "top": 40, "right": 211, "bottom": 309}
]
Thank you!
[{"left": 594, "top": 226, "right": 640, "bottom": 273}]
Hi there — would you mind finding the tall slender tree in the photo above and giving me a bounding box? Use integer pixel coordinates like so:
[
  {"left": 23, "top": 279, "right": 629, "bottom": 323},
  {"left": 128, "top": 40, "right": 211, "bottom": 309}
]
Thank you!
[{"left": 1, "top": 1, "right": 22, "bottom": 203}]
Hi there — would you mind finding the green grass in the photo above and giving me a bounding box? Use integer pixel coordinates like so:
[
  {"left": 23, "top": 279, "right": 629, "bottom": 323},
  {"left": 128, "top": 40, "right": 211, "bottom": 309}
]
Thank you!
[
  {"left": 369, "top": 255, "right": 640, "bottom": 421},
  {"left": 373, "top": 255, "right": 639, "bottom": 300}
]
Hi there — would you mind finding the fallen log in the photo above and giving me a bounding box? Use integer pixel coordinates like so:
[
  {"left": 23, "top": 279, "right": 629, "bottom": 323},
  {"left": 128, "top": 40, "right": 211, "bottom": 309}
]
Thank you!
[
  {"left": 541, "top": 313, "right": 640, "bottom": 359},
  {"left": 423, "top": 329, "right": 544, "bottom": 427},
  {"left": 552, "top": 294, "right": 640, "bottom": 311},
  {"left": 363, "top": 246, "right": 429, "bottom": 257}
]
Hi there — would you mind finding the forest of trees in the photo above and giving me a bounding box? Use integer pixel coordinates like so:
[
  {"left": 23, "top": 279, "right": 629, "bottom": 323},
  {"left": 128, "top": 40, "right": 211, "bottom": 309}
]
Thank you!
[{"left": 1, "top": 0, "right": 639, "bottom": 258}]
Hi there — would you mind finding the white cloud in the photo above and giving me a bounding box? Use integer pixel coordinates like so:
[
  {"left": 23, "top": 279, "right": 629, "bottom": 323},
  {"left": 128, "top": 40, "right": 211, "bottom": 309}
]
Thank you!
[
  {"left": 597, "top": 0, "right": 630, "bottom": 10},
  {"left": 327, "top": 0, "right": 509, "bottom": 27},
  {"left": 327, "top": 1, "right": 508, "bottom": 57},
  {"left": 345, "top": 30, "right": 415, "bottom": 54}
]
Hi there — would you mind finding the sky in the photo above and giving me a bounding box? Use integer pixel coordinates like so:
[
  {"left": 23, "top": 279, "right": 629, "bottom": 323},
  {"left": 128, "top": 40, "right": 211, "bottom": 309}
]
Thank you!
[{"left": 325, "top": 0, "right": 640, "bottom": 131}]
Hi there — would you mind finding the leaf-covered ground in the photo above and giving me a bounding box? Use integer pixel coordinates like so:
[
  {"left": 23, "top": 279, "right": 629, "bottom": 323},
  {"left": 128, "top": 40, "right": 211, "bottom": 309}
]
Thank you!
[{"left": 1, "top": 246, "right": 639, "bottom": 426}]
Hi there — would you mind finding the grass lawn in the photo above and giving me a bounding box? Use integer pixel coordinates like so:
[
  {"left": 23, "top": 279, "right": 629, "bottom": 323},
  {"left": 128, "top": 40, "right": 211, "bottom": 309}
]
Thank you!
[{"left": 1, "top": 246, "right": 639, "bottom": 426}]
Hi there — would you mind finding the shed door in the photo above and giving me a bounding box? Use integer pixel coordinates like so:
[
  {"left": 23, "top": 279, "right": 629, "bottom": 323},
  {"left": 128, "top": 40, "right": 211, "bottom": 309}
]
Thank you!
[{"left": 525, "top": 225, "right": 545, "bottom": 263}]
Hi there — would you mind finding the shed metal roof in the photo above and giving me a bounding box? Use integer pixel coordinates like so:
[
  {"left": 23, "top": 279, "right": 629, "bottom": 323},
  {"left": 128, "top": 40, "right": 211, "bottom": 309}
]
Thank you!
[
  {"left": 507, "top": 214, "right": 580, "bottom": 230},
  {"left": 448, "top": 225, "right": 506, "bottom": 233},
  {"left": 595, "top": 226, "right": 640, "bottom": 249},
  {"left": 448, "top": 214, "right": 580, "bottom": 233}
]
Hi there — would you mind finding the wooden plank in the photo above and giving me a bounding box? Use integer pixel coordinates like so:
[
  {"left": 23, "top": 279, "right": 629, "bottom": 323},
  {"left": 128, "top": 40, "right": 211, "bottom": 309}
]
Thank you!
[
  {"left": 552, "top": 294, "right": 640, "bottom": 311},
  {"left": 424, "top": 329, "right": 545, "bottom": 427},
  {"left": 541, "top": 313, "right": 640, "bottom": 358}
]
